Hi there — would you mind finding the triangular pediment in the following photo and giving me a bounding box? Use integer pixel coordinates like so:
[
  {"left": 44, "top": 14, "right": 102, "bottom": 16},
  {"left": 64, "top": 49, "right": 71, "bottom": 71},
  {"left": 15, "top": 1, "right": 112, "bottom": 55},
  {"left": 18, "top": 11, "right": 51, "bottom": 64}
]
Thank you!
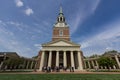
[
  {"left": 42, "top": 39, "right": 80, "bottom": 47},
  {"left": 51, "top": 41, "right": 73, "bottom": 46}
]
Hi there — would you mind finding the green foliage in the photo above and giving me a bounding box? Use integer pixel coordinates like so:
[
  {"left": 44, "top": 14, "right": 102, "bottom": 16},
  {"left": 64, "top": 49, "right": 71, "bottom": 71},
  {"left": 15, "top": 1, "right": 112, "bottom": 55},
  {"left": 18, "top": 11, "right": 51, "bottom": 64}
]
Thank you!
[
  {"left": 32, "top": 55, "right": 38, "bottom": 59},
  {"left": 105, "top": 50, "right": 118, "bottom": 54},
  {"left": 103, "top": 50, "right": 118, "bottom": 56},
  {"left": 98, "top": 56, "right": 116, "bottom": 68},
  {"left": 89, "top": 54, "right": 100, "bottom": 58}
]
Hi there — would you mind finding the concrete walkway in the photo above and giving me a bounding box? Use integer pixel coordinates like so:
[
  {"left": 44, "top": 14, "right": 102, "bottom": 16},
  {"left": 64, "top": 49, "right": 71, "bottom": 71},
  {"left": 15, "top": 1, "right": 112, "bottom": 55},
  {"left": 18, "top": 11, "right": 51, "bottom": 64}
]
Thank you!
[{"left": 0, "top": 71, "right": 120, "bottom": 74}]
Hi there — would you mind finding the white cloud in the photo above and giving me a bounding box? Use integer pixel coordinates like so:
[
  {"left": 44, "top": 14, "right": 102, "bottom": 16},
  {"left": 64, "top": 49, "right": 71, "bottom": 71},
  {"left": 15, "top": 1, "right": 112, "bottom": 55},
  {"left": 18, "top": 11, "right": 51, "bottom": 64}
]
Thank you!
[
  {"left": 0, "top": 20, "right": 38, "bottom": 57},
  {"left": 34, "top": 44, "right": 42, "bottom": 49},
  {"left": 24, "top": 8, "right": 34, "bottom": 16},
  {"left": 70, "top": 0, "right": 100, "bottom": 34},
  {"left": 34, "top": 44, "right": 42, "bottom": 53},
  {"left": 82, "top": 18, "right": 120, "bottom": 47},
  {"left": 0, "top": 20, "right": 51, "bottom": 57},
  {"left": 0, "top": 28, "right": 35, "bottom": 57},
  {"left": 7, "top": 21, "right": 25, "bottom": 31},
  {"left": 90, "top": 0, "right": 101, "bottom": 14},
  {"left": 106, "top": 47, "right": 112, "bottom": 51},
  {"left": 15, "top": 0, "right": 24, "bottom": 7},
  {"left": 80, "top": 18, "right": 120, "bottom": 56},
  {"left": 34, "top": 44, "right": 41, "bottom": 47}
]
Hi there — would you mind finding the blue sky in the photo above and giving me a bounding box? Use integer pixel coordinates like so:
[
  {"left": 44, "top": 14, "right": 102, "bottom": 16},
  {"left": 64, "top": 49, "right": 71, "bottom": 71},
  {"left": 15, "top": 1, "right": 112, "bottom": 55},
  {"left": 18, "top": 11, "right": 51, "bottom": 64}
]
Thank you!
[{"left": 0, "top": 0, "right": 120, "bottom": 57}]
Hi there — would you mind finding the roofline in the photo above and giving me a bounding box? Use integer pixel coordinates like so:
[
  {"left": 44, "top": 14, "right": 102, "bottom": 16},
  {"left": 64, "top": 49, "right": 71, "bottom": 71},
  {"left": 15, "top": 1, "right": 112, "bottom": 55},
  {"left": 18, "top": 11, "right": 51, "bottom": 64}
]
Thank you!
[{"left": 42, "top": 39, "right": 81, "bottom": 47}]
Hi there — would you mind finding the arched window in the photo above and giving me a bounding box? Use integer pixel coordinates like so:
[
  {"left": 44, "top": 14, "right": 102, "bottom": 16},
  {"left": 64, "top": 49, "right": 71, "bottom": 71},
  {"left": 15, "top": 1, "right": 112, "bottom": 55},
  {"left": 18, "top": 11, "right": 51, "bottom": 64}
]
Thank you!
[
  {"left": 59, "top": 30, "right": 63, "bottom": 36},
  {"left": 60, "top": 17, "right": 62, "bottom": 21}
]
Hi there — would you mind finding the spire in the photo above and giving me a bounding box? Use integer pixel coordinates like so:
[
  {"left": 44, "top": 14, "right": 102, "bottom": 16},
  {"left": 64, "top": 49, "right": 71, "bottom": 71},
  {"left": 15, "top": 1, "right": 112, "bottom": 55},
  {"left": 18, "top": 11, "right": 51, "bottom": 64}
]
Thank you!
[
  {"left": 59, "top": 5, "right": 64, "bottom": 16},
  {"left": 60, "top": 6, "right": 63, "bottom": 14}
]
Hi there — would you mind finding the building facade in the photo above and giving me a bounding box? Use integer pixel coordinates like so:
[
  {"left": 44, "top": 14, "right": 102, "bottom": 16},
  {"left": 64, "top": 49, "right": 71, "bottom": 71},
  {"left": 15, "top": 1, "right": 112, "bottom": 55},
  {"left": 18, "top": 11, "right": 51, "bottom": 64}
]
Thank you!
[
  {"left": 38, "top": 7, "right": 84, "bottom": 72},
  {"left": 84, "top": 53, "right": 120, "bottom": 70},
  {"left": 0, "top": 52, "right": 36, "bottom": 71}
]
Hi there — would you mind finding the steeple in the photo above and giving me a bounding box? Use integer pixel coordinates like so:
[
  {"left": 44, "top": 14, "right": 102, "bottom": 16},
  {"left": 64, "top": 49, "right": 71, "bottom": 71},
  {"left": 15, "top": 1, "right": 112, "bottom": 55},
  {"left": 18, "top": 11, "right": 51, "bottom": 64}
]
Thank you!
[
  {"left": 56, "top": 6, "right": 65, "bottom": 22},
  {"left": 54, "top": 6, "right": 68, "bottom": 27},
  {"left": 52, "top": 6, "right": 70, "bottom": 41},
  {"left": 59, "top": 6, "right": 63, "bottom": 14}
]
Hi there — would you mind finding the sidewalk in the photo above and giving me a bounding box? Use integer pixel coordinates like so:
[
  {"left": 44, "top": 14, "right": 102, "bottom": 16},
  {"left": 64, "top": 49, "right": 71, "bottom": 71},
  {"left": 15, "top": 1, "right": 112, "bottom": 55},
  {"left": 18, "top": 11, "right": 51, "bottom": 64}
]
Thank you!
[{"left": 1, "top": 71, "right": 120, "bottom": 74}]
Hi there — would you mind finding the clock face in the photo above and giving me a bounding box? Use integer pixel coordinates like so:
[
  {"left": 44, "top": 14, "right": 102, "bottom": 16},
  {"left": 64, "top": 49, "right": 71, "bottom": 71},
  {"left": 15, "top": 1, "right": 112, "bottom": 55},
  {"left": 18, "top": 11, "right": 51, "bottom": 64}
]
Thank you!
[
  {"left": 59, "top": 23, "right": 63, "bottom": 27},
  {"left": 59, "top": 23, "right": 64, "bottom": 27}
]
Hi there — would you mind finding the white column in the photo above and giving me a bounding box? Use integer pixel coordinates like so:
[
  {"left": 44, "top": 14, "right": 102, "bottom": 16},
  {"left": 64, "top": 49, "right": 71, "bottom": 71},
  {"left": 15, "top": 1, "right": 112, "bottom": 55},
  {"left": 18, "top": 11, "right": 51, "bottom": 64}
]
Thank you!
[
  {"left": 71, "top": 51, "right": 75, "bottom": 68},
  {"left": 113, "top": 65, "right": 116, "bottom": 69},
  {"left": 31, "top": 61, "right": 34, "bottom": 69},
  {"left": 23, "top": 60, "right": 26, "bottom": 69},
  {"left": 95, "top": 60, "right": 99, "bottom": 69},
  {"left": 39, "top": 51, "right": 45, "bottom": 71},
  {"left": 100, "top": 66, "right": 103, "bottom": 69},
  {"left": 115, "top": 55, "right": 120, "bottom": 69},
  {"left": 95, "top": 61, "right": 99, "bottom": 67},
  {"left": 77, "top": 51, "right": 83, "bottom": 70},
  {"left": 34, "top": 61, "right": 37, "bottom": 70},
  {"left": 109, "top": 66, "right": 111, "bottom": 70},
  {"left": 48, "top": 51, "right": 52, "bottom": 67},
  {"left": 91, "top": 60, "right": 95, "bottom": 69},
  {"left": 88, "top": 61, "right": 91, "bottom": 69},
  {"left": 63, "top": 51, "right": 67, "bottom": 68},
  {"left": 26, "top": 61, "right": 30, "bottom": 69},
  {"left": 56, "top": 51, "right": 59, "bottom": 67},
  {"left": 104, "top": 66, "right": 107, "bottom": 69},
  {"left": 0, "top": 61, "right": 3, "bottom": 70}
]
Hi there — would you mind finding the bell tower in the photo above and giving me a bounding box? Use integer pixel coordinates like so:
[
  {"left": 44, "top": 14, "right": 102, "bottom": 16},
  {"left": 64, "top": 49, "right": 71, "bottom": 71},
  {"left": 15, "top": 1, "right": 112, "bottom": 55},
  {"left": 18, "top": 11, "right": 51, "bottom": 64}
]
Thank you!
[{"left": 52, "top": 6, "right": 70, "bottom": 41}]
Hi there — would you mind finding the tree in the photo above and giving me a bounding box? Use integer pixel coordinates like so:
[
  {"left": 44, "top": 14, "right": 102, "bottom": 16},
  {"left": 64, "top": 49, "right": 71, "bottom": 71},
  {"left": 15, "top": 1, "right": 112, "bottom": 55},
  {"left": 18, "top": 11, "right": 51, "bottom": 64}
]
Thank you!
[
  {"left": 105, "top": 50, "right": 118, "bottom": 54},
  {"left": 89, "top": 54, "right": 100, "bottom": 58},
  {"left": 103, "top": 50, "right": 118, "bottom": 57},
  {"left": 32, "top": 55, "right": 38, "bottom": 59},
  {"left": 97, "top": 56, "right": 116, "bottom": 70}
]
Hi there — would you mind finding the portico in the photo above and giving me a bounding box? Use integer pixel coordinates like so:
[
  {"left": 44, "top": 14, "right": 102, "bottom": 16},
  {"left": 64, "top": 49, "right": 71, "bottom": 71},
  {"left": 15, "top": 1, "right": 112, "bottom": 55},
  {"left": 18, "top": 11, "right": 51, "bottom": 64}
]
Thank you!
[{"left": 39, "top": 40, "right": 83, "bottom": 71}]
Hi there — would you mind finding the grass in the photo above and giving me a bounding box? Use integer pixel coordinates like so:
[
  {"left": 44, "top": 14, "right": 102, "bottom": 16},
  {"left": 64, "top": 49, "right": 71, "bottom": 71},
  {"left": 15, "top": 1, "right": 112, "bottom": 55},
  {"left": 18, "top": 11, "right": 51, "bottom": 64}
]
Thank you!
[{"left": 0, "top": 74, "right": 120, "bottom": 80}]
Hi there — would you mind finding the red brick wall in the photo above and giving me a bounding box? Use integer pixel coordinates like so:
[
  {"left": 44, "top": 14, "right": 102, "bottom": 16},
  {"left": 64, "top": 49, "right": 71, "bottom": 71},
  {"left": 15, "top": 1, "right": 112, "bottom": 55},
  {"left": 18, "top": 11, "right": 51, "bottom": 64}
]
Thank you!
[
  {"left": 52, "top": 27, "right": 70, "bottom": 41},
  {"left": 36, "top": 51, "right": 42, "bottom": 69}
]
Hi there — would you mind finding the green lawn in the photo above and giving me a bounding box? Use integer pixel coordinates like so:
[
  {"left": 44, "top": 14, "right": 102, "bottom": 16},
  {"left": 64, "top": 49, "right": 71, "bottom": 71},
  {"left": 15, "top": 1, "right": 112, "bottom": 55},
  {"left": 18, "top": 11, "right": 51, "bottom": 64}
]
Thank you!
[{"left": 0, "top": 74, "right": 120, "bottom": 80}]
